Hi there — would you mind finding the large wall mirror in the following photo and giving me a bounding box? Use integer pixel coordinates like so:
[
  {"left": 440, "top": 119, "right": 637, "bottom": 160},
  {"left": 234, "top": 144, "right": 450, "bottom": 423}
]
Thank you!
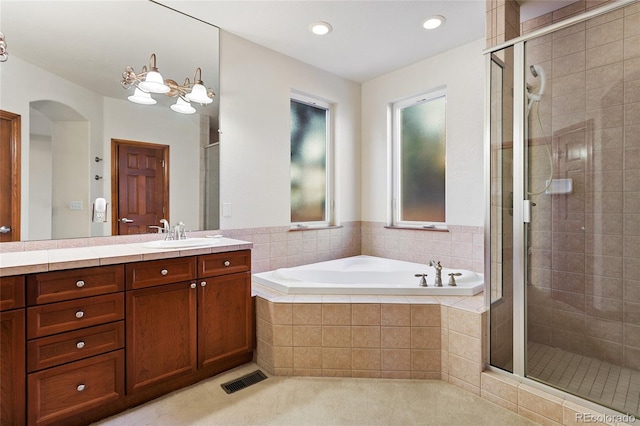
[{"left": 0, "top": 0, "right": 220, "bottom": 241}]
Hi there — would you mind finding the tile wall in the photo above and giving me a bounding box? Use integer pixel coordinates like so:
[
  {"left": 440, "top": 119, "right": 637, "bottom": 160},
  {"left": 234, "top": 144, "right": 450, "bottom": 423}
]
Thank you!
[{"left": 254, "top": 294, "right": 487, "bottom": 392}]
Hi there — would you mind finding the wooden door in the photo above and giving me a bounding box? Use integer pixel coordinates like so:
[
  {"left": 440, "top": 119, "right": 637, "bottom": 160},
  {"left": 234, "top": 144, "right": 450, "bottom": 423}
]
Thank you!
[
  {"left": 111, "top": 140, "right": 168, "bottom": 235},
  {"left": 125, "top": 282, "right": 197, "bottom": 394},
  {"left": 0, "top": 309, "right": 26, "bottom": 425},
  {"left": 0, "top": 110, "right": 21, "bottom": 242},
  {"left": 198, "top": 272, "right": 252, "bottom": 369}
]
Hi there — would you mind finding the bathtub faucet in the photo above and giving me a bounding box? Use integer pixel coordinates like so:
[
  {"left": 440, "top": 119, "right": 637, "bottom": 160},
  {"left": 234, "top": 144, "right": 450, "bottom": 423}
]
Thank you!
[{"left": 429, "top": 259, "right": 443, "bottom": 287}]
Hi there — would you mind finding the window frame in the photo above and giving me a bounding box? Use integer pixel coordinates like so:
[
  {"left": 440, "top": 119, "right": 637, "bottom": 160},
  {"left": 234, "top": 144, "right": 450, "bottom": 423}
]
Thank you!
[
  {"left": 290, "top": 92, "right": 334, "bottom": 229},
  {"left": 391, "top": 88, "right": 447, "bottom": 229}
]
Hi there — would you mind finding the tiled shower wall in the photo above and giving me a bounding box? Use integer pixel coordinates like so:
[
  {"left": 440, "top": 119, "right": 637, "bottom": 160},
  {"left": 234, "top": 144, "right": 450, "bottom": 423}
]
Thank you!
[{"left": 524, "top": 2, "right": 640, "bottom": 370}]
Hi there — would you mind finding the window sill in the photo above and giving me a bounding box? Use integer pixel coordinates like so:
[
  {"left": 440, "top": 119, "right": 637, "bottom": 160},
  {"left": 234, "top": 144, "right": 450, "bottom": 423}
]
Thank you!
[
  {"left": 289, "top": 225, "right": 343, "bottom": 232},
  {"left": 384, "top": 225, "right": 449, "bottom": 232}
]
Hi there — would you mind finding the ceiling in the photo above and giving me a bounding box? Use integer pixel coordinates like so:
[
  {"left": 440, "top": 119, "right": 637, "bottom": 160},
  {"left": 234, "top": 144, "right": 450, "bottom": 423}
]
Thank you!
[{"left": 159, "top": 0, "right": 487, "bottom": 83}]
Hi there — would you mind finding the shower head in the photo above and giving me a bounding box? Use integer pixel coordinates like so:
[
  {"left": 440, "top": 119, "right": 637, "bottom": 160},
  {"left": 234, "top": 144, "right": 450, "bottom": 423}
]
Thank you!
[{"left": 527, "top": 64, "right": 546, "bottom": 113}]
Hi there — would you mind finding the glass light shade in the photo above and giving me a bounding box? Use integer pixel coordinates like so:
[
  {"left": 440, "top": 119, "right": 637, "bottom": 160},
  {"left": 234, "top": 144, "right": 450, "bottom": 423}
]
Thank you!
[
  {"left": 127, "top": 88, "right": 157, "bottom": 105},
  {"left": 139, "top": 70, "right": 170, "bottom": 94},
  {"left": 170, "top": 97, "right": 196, "bottom": 114},
  {"left": 185, "top": 83, "right": 213, "bottom": 104}
]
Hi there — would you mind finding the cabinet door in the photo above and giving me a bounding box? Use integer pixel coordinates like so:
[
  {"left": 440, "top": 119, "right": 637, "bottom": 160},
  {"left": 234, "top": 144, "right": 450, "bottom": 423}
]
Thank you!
[
  {"left": 27, "top": 350, "right": 124, "bottom": 426},
  {"left": 0, "top": 309, "right": 26, "bottom": 426},
  {"left": 126, "top": 281, "right": 197, "bottom": 394},
  {"left": 198, "top": 272, "right": 252, "bottom": 369}
]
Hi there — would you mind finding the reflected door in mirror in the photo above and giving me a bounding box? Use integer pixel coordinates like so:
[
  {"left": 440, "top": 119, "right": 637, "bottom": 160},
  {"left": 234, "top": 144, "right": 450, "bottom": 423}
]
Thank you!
[
  {"left": 0, "top": 110, "right": 21, "bottom": 242},
  {"left": 112, "top": 140, "right": 168, "bottom": 235}
]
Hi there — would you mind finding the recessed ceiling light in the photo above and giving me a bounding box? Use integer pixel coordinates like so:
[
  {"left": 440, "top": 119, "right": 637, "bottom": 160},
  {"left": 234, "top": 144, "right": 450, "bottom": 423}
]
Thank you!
[
  {"left": 310, "top": 21, "right": 332, "bottom": 36},
  {"left": 422, "top": 15, "right": 445, "bottom": 30}
]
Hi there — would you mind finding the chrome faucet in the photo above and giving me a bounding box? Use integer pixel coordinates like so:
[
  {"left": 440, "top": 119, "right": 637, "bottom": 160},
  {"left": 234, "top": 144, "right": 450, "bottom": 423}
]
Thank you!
[
  {"left": 158, "top": 219, "right": 172, "bottom": 240},
  {"left": 429, "top": 259, "right": 443, "bottom": 287}
]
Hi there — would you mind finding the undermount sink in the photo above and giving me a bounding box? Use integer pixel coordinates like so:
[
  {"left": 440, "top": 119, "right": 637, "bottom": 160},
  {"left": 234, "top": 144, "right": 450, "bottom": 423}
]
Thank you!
[{"left": 142, "top": 237, "right": 221, "bottom": 249}]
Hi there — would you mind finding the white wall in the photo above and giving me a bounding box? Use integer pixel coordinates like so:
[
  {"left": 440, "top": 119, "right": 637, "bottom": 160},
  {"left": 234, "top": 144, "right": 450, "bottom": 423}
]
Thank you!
[
  {"left": 218, "top": 31, "right": 361, "bottom": 229},
  {"left": 102, "top": 97, "right": 201, "bottom": 233},
  {"left": 52, "top": 121, "right": 90, "bottom": 239},
  {"left": 28, "top": 135, "right": 52, "bottom": 240},
  {"left": 361, "top": 38, "right": 486, "bottom": 227},
  {"left": 0, "top": 55, "right": 103, "bottom": 239}
]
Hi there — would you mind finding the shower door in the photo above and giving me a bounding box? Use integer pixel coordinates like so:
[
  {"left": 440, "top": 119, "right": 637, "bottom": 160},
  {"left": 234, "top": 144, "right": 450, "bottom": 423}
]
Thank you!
[
  {"left": 489, "top": 1, "right": 640, "bottom": 417},
  {"left": 523, "top": 5, "right": 640, "bottom": 416}
]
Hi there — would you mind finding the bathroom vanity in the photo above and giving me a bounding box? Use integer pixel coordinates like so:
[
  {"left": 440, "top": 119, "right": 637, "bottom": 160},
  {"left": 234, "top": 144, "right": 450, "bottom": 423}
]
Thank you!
[{"left": 0, "top": 239, "right": 253, "bottom": 426}]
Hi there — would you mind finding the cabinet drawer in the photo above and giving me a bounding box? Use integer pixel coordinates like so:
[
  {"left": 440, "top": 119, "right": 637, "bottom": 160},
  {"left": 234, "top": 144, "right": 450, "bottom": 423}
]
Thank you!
[
  {"left": 27, "top": 350, "right": 124, "bottom": 426},
  {"left": 198, "top": 250, "right": 251, "bottom": 278},
  {"left": 27, "top": 321, "right": 125, "bottom": 372},
  {"left": 27, "top": 293, "right": 124, "bottom": 339},
  {"left": 125, "top": 257, "right": 197, "bottom": 289},
  {"left": 1, "top": 275, "right": 25, "bottom": 311},
  {"left": 27, "top": 265, "right": 124, "bottom": 306}
]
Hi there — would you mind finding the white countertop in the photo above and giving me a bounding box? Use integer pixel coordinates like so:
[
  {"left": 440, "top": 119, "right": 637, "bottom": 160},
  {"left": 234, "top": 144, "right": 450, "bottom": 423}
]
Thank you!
[{"left": 0, "top": 237, "right": 253, "bottom": 277}]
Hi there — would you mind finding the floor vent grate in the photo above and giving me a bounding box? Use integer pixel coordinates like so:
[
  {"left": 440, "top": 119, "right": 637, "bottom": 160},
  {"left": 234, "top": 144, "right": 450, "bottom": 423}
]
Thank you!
[{"left": 221, "top": 370, "right": 268, "bottom": 394}]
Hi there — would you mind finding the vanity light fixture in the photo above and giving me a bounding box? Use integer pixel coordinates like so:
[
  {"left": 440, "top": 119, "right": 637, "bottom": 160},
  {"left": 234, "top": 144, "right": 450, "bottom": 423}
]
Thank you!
[
  {"left": 422, "top": 15, "right": 445, "bottom": 30},
  {"left": 170, "top": 97, "right": 196, "bottom": 114},
  {"left": 121, "top": 53, "right": 215, "bottom": 114},
  {"left": 309, "top": 21, "right": 332, "bottom": 36},
  {"left": 0, "top": 32, "right": 7, "bottom": 62}
]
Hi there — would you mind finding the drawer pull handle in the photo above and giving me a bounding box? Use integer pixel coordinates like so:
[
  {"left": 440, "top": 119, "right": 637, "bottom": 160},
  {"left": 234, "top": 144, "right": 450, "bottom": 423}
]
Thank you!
[
  {"left": 224, "top": 260, "right": 230, "bottom": 267},
  {"left": 201, "top": 281, "right": 207, "bottom": 287},
  {"left": 190, "top": 283, "right": 196, "bottom": 289},
  {"left": 75, "top": 310, "right": 84, "bottom": 319},
  {"left": 77, "top": 384, "right": 86, "bottom": 392},
  {"left": 76, "top": 280, "right": 85, "bottom": 288},
  {"left": 161, "top": 269, "right": 168, "bottom": 276},
  {"left": 76, "top": 341, "right": 85, "bottom": 349}
]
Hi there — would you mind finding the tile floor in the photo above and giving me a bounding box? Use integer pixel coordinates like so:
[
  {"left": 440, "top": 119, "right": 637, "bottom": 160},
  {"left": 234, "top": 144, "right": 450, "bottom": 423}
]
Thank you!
[
  {"left": 528, "top": 341, "right": 640, "bottom": 417},
  {"left": 94, "top": 362, "right": 536, "bottom": 426}
]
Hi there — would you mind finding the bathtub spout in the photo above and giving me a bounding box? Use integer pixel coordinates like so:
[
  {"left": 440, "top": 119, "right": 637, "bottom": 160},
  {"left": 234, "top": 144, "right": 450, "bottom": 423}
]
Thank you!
[{"left": 429, "top": 259, "right": 443, "bottom": 287}]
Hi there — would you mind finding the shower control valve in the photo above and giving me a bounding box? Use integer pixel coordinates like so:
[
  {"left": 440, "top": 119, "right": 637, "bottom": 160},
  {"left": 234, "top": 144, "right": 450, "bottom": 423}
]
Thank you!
[{"left": 414, "top": 273, "right": 428, "bottom": 287}]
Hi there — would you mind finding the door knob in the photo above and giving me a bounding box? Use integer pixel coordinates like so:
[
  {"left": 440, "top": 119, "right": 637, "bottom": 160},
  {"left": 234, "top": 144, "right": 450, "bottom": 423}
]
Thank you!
[
  {"left": 0, "top": 226, "right": 11, "bottom": 234},
  {"left": 120, "top": 218, "right": 134, "bottom": 223}
]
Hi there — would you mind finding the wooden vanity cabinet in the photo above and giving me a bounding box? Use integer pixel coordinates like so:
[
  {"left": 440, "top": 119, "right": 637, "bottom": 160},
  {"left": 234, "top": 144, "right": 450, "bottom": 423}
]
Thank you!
[
  {"left": 125, "top": 280, "right": 198, "bottom": 394},
  {"left": 125, "top": 251, "right": 253, "bottom": 396},
  {"left": 4, "top": 247, "right": 252, "bottom": 425},
  {"left": 1, "top": 275, "right": 26, "bottom": 426},
  {"left": 197, "top": 250, "right": 252, "bottom": 369},
  {"left": 25, "top": 265, "right": 125, "bottom": 426}
]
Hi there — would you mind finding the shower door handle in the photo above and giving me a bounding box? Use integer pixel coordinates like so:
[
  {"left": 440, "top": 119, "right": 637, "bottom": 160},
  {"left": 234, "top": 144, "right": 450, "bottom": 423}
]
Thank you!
[
  {"left": 0, "top": 226, "right": 11, "bottom": 234},
  {"left": 523, "top": 200, "right": 532, "bottom": 223}
]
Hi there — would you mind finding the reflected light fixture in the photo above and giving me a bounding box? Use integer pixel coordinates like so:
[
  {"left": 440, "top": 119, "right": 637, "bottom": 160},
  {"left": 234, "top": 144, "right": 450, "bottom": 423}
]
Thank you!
[
  {"left": 0, "top": 32, "right": 7, "bottom": 62},
  {"left": 128, "top": 88, "right": 157, "bottom": 105},
  {"left": 309, "top": 21, "right": 332, "bottom": 35},
  {"left": 121, "top": 53, "right": 215, "bottom": 114},
  {"left": 422, "top": 15, "right": 445, "bottom": 30},
  {"left": 170, "top": 97, "right": 196, "bottom": 114}
]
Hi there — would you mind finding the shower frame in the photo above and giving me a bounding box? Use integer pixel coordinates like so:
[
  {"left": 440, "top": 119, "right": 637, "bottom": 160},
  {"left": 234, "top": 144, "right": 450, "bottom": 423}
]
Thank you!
[{"left": 483, "top": 0, "right": 639, "bottom": 415}]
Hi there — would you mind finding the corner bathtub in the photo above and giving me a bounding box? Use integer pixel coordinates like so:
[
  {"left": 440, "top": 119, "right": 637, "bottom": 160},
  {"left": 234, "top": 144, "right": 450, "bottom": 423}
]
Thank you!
[{"left": 252, "top": 255, "right": 483, "bottom": 296}]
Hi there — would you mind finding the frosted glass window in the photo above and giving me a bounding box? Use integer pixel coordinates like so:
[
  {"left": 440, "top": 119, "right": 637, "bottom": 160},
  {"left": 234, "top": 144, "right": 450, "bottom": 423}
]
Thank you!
[
  {"left": 393, "top": 91, "right": 446, "bottom": 225},
  {"left": 290, "top": 96, "right": 330, "bottom": 224}
]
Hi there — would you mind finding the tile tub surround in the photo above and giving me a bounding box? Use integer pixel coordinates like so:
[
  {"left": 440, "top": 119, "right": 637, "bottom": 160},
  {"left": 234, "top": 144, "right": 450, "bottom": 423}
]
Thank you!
[{"left": 253, "top": 285, "right": 487, "bottom": 388}]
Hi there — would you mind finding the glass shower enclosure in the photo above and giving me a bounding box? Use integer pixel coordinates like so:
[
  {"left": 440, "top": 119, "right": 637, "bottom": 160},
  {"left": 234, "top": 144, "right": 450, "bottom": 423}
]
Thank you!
[{"left": 487, "top": 1, "right": 640, "bottom": 417}]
